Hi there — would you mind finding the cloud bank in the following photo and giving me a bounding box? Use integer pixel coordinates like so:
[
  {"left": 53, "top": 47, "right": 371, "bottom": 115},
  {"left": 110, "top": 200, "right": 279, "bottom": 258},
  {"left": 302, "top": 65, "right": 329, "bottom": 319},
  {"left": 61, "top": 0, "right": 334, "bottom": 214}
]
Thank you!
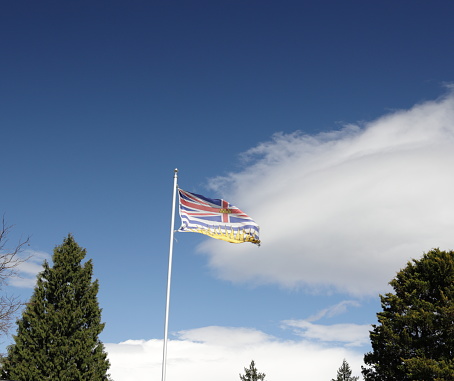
[
  {"left": 200, "top": 91, "right": 454, "bottom": 295},
  {"left": 106, "top": 325, "right": 364, "bottom": 381}
]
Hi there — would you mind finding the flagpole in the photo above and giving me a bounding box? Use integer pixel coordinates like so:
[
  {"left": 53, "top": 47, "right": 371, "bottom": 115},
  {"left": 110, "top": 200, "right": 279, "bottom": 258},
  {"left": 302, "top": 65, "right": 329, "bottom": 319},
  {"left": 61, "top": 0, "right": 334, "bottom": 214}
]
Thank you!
[{"left": 161, "top": 168, "right": 178, "bottom": 381}]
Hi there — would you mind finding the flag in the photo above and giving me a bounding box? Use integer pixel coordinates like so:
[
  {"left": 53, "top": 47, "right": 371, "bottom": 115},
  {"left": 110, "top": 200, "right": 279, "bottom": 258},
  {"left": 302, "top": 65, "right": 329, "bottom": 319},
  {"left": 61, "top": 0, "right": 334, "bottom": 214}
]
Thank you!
[{"left": 178, "top": 189, "right": 260, "bottom": 245}]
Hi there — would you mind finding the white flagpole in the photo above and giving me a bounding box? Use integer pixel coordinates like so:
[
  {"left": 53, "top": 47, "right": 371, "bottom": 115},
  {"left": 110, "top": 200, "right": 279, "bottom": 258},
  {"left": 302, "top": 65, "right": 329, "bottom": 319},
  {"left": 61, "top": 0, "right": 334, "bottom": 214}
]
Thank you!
[{"left": 161, "top": 168, "right": 178, "bottom": 381}]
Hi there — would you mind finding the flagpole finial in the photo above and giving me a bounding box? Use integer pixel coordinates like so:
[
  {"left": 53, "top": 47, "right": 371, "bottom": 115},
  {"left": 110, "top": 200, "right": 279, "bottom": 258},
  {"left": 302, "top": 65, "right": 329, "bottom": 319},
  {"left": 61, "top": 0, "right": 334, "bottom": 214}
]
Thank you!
[{"left": 174, "top": 168, "right": 178, "bottom": 173}]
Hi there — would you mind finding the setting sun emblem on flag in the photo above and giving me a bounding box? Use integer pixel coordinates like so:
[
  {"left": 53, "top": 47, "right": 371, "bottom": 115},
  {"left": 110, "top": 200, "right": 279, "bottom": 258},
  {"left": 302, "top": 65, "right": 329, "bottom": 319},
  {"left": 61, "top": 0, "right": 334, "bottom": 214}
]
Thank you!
[{"left": 177, "top": 189, "right": 260, "bottom": 245}]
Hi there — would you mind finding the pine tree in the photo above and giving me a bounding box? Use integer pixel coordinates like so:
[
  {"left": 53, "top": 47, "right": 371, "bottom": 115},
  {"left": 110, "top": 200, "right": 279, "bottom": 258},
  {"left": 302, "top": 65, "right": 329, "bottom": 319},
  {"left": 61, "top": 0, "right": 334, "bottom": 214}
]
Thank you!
[
  {"left": 331, "top": 359, "right": 359, "bottom": 381},
  {"left": 239, "top": 360, "right": 266, "bottom": 381},
  {"left": 1, "top": 235, "right": 111, "bottom": 380},
  {"left": 362, "top": 249, "right": 454, "bottom": 380}
]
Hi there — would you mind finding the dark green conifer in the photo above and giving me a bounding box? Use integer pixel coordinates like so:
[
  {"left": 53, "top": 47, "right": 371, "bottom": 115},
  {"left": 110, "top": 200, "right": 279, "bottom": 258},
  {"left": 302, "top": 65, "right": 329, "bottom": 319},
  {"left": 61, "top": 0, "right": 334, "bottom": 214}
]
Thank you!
[
  {"left": 332, "top": 359, "right": 359, "bottom": 381},
  {"left": 240, "top": 360, "right": 266, "bottom": 381},
  {"left": 362, "top": 249, "right": 454, "bottom": 380},
  {"left": 1, "top": 235, "right": 111, "bottom": 380}
]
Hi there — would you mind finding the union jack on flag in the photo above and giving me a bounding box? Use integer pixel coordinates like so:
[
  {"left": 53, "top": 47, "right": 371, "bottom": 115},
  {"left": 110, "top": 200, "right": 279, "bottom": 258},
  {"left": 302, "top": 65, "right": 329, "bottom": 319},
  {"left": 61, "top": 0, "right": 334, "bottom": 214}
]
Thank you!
[{"left": 178, "top": 189, "right": 260, "bottom": 245}]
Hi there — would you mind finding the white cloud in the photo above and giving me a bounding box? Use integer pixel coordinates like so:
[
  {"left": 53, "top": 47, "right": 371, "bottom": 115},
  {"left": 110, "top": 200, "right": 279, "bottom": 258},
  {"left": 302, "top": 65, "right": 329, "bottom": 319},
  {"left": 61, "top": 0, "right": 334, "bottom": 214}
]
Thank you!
[
  {"left": 9, "top": 250, "right": 50, "bottom": 288},
  {"left": 282, "top": 320, "right": 370, "bottom": 347},
  {"left": 280, "top": 301, "right": 370, "bottom": 347},
  {"left": 106, "top": 326, "right": 364, "bottom": 381},
  {"left": 178, "top": 326, "right": 274, "bottom": 346},
  {"left": 306, "top": 300, "right": 360, "bottom": 322},
  {"left": 199, "top": 91, "right": 454, "bottom": 295}
]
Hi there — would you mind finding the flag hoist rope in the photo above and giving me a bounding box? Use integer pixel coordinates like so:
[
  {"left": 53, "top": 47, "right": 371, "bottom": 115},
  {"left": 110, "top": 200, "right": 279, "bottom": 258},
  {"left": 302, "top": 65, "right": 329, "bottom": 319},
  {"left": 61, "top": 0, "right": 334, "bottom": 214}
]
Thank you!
[{"left": 161, "top": 168, "right": 178, "bottom": 381}]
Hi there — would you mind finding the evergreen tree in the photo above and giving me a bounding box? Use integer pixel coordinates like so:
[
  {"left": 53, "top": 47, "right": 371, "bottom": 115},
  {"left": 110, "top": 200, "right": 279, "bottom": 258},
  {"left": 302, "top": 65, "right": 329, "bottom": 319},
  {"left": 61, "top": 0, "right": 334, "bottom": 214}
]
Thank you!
[
  {"left": 1, "top": 235, "right": 111, "bottom": 380},
  {"left": 362, "top": 249, "right": 454, "bottom": 380},
  {"left": 239, "top": 360, "right": 266, "bottom": 381},
  {"left": 331, "top": 359, "right": 359, "bottom": 381}
]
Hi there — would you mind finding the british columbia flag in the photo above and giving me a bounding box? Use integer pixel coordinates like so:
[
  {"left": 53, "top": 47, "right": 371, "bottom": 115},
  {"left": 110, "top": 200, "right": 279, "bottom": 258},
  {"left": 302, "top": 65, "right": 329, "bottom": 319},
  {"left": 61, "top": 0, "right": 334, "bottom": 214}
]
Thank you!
[{"left": 178, "top": 189, "right": 260, "bottom": 245}]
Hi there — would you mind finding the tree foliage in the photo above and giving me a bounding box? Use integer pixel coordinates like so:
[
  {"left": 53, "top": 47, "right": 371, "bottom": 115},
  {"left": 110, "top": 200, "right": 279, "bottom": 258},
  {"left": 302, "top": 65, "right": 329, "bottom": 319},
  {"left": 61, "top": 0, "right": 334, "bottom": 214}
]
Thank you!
[
  {"left": 331, "top": 359, "right": 359, "bottom": 381},
  {"left": 362, "top": 248, "right": 454, "bottom": 380},
  {"left": 0, "top": 218, "right": 29, "bottom": 337},
  {"left": 240, "top": 360, "right": 266, "bottom": 381},
  {"left": 1, "top": 235, "right": 111, "bottom": 380}
]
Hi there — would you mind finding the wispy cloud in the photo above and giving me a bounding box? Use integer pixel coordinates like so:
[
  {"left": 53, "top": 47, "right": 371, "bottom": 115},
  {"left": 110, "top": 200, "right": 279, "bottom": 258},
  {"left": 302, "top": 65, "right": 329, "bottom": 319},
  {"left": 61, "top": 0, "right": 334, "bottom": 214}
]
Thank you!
[
  {"left": 306, "top": 300, "right": 361, "bottom": 322},
  {"left": 9, "top": 250, "right": 50, "bottom": 288},
  {"left": 106, "top": 326, "right": 364, "bottom": 381},
  {"left": 199, "top": 91, "right": 454, "bottom": 295},
  {"left": 282, "top": 320, "right": 370, "bottom": 347},
  {"left": 280, "top": 301, "right": 370, "bottom": 347}
]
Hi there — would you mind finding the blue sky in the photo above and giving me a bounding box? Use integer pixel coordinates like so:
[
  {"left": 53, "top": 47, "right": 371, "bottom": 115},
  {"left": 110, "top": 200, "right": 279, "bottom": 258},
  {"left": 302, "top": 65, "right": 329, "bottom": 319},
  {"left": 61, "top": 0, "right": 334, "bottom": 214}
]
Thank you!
[{"left": 2, "top": 1, "right": 454, "bottom": 380}]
